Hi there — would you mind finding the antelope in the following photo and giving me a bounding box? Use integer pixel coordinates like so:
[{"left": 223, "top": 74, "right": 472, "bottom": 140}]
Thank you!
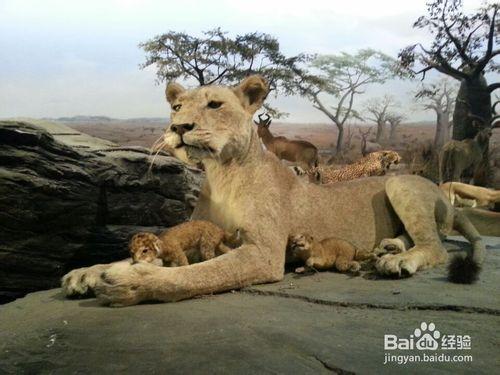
[
  {"left": 254, "top": 113, "right": 318, "bottom": 169},
  {"left": 439, "top": 107, "right": 499, "bottom": 184}
]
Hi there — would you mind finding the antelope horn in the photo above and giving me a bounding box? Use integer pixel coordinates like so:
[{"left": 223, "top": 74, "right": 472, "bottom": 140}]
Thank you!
[
  {"left": 492, "top": 100, "right": 500, "bottom": 115},
  {"left": 491, "top": 114, "right": 500, "bottom": 128},
  {"left": 468, "top": 113, "right": 486, "bottom": 127}
]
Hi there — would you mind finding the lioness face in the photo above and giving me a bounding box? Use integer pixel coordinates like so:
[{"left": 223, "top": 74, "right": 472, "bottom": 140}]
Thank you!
[
  {"left": 161, "top": 75, "right": 269, "bottom": 165},
  {"left": 129, "top": 232, "right": 162, "bottom": 264}
]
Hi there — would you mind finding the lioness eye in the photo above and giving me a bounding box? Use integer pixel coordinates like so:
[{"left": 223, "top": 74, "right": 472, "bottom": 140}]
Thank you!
[
  {"left": 143, "top": 249, "right": 148, "bottom": 254},
  {"left": 172, "top": 104, "right": 182, "bottom": 112},
  {"left": 207, "top": 101, "right": 222, "bottom": 109}
]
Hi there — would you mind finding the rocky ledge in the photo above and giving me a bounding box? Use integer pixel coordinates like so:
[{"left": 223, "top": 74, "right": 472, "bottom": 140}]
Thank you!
[
  {"left": 0, "top": 120, "right": 201, "bottom": 303},
  {"left": 0, "top": 237, "right": 498, "bottom": 374}
]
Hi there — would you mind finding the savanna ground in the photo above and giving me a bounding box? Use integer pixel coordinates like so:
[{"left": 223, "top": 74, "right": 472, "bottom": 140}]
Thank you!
[{"left": 68, "top": 118, "right": 500, "bottom": 188}]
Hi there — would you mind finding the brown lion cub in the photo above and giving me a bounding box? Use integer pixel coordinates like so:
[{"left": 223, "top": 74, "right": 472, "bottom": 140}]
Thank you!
[
  {"left": 288, "top": 233, "right": 364, "bottom": 273},
  {"left": 129, "top": 221, "right": 241, "bottom": 267}
]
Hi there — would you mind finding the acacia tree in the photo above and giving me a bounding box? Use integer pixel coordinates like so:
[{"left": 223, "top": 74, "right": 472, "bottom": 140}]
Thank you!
[
  {"left": 386, "top": 112, "right": 406, "bottom": 142},
  {"left": 294, "top": 49, "right": 397, "bottom": 154},
  {"left": 364, "top": 95, "right": 398, "bottom": 143},
  {"left": 140, "top": 28, "right": 307, "bottom": 117},
  {"left": 399, "top": 0, "right": 499, "bottom": 140},
  {"left": 415, "top": 78, "right": 457, "bottom": 149}
]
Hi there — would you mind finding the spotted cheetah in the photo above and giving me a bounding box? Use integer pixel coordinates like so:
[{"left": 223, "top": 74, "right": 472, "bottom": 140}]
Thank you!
[{"left": 307, "top": 150, "right": 401, "bottom": 184}]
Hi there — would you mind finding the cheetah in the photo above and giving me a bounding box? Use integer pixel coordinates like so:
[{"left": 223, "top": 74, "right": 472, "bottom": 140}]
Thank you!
[{"left": 307, "top": 150, "right": 401, "bottom": 184}]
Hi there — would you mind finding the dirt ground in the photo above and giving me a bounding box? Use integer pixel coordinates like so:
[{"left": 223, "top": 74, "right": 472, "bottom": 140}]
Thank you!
[{"left": 68, "top": 119, "right": 500, "bottom": 187}]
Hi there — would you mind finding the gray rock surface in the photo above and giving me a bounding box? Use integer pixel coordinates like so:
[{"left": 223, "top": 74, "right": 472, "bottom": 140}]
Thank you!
[
  {"left": 0, "top": 120, "right": 201, "bottom": 302},
  {"left": 0, "top": 237, "right": 498, "bottom": 374}
]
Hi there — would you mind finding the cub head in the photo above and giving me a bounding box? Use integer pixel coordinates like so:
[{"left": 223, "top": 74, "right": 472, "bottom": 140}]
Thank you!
[
  {"left": 161, "top": 75, "right": 269, "bottom": 165},
  {"left": 288, "top": 233, "right": 314, "bottom": 257},
  {"left": 129, "top": 232, "right": 163, "bottom": 264}
]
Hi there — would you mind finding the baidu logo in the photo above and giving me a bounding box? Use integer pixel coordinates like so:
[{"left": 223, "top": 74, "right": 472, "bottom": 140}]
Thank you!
[{"left": 384, "top": 321, "right": 471, "bottom": 351}]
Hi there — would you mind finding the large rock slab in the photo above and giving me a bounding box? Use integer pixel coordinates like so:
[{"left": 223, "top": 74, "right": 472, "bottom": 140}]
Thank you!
[
  {"left": 0, "top": 280, "right": 498, "bottom": 373},
  {"left": 249, "top": 237, "right": 500, "bottom": 313},
  {"left": 0, "top": 120, "right": 201, "bottom": 302},
  {"left": 0, "top": 236, "right": 498, "bottom": 373}
]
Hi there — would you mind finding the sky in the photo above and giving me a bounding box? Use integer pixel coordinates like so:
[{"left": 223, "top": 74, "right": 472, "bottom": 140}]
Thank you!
[{"left": 0, "top": 0, "right": 496, "bottom": 123}]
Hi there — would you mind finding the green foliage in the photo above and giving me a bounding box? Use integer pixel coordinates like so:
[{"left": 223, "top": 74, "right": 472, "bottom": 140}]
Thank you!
[
  {"left": 309, "top": 49, "right": 398, "bottom": 95},
  {"left": 139, "top": 28, "right": 309, "bottom": 117},
  {"left": 291, "top": 49, "right": 398, "bottom": 153}
]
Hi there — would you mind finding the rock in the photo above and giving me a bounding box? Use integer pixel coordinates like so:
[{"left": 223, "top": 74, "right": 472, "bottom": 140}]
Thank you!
[
  {"left": 0, "top": 120, "right": 202, "bottom": 303},
  {"left": 0, "top": 237, "right": 498, "bottom": 373}
]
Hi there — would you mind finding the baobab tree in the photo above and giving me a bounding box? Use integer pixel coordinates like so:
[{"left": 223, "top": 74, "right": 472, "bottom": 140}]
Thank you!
[
  {"left": 399, "top": 0, "right": 499, "bottom": 141},
  {"left": 386, "top": 112, "right": 406, "bottom": 142},
  {"left": 415, "top": 78, "right": 457, "bottom": 149},
  {"left": 140, "top": 28, "right": 307, "bottom": 117},
  {"left": 364, "top": 95, "right": 398, "bottom": 143},
  {"left": 294, "top": 49, "right": 397, "bottom": 154}
]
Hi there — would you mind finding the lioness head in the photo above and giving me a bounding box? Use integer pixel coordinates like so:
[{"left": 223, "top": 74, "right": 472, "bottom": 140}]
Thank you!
[{"left": 161, "top": 75, "right": 269, "bottom": 165}]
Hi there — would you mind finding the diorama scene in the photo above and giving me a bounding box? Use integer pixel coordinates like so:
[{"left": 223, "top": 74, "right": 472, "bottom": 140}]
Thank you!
[{"left": 1, "top": 0, "right": 499, "bottom": 373}]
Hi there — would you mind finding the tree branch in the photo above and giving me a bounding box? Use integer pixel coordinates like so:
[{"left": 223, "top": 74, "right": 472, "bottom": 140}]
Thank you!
[{"left": 474, "top": 5, "right": 499, "bottom": 75}]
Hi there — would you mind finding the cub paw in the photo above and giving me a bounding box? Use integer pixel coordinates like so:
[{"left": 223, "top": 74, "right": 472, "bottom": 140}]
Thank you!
[{"left": 349, "top": 261, "right": 361, "bottom": 273}]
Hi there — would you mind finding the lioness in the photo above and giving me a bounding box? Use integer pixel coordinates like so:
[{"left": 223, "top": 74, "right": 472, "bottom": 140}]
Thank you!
[
  {"left": 62, "top": 75, "right": 490, "bottom": 306},
  {"left": 440, "top": 182, "right": 500, "bottom": 209}
]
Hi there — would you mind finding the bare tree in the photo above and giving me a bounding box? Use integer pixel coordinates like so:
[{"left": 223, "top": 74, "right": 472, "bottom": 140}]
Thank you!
[
  {"left": 399, "top": 0, "right": 499, "bottom": 141},
  {"left": 344, "top": 124, "right": 355, "bottom": 151},
  {"left": 415, "top": 78, "right": 457, "bottom": 149},
  {"left": 386, "top": 112, "right": 406, "bottom": 142},
  {"left": 294, "top": 49, "right": 397, "bottom": 154},
  {"left": 358, "top": 127, "right": 373, "bottom": 156},
  {"left": 364, "top": 95, "right": 397, "bottom": 143}
]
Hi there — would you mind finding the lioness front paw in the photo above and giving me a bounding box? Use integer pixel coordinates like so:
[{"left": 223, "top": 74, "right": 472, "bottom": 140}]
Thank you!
[
  {"left": 375, "top": 253, "right": 418, "bottom": 278},
  {"left": 94, "top": 262, "right": 158, "bottom": 307},
  {"left": 61, "top": 265, "right": 107, "bottom": 297}
]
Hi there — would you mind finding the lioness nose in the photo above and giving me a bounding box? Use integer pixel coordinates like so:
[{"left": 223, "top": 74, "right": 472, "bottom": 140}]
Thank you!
[{"left": 170, "top": 123, "right": 195, "bottom": 135}]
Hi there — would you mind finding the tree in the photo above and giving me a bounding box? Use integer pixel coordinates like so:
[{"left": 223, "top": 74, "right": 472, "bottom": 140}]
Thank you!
[
  {"left": 139, "top": 28, "right": 308, "bottom": 117},
  {"left": 294, "top": 49, "right": 398, "bottom": 154},
  {"left": 364, "top": 95, "right": 398, "bottom": 143},
  {"left": 415, "top": 78, "right": 457, "bottom": 149},
  {"left": 386, "top": 112, "right": 406, "bottom": 142},
  {"left": 399, "top": 0, "right": 499, "bottom": 141}
]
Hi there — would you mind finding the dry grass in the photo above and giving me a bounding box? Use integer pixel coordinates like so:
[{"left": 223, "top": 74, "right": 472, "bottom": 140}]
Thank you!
[{"left": 66, "top": 119, "right": 500, "bottom": 187}]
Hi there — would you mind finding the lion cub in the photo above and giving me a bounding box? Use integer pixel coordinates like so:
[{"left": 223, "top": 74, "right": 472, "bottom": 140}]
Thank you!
[
  {"left": 288, "top": 233, "right": 364, "bottom": 273},
  {"left": 129, "top": 220, "right": 241, "bottom": 267}
]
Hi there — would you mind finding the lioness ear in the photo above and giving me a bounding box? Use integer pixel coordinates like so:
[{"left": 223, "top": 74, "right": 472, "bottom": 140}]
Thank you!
[
  {"left": 233, "top": 75, "right": 269, "bottom": 114},
  {"left": 165, "top": 82, "right": 186, "bottom": 105}
]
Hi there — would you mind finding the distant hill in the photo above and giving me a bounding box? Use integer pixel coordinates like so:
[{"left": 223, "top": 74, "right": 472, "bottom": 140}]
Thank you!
[{"left": 43, "top": 116, "right": 168, "bottom": 125}]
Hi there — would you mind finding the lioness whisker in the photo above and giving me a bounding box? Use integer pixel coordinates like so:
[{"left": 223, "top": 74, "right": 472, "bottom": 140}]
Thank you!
[
  {"left": 150, "top": 135, "right": 164, "bottom": 155},
  {"left": 148, "top": 141, "right": 166, "bottom": 174}
]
